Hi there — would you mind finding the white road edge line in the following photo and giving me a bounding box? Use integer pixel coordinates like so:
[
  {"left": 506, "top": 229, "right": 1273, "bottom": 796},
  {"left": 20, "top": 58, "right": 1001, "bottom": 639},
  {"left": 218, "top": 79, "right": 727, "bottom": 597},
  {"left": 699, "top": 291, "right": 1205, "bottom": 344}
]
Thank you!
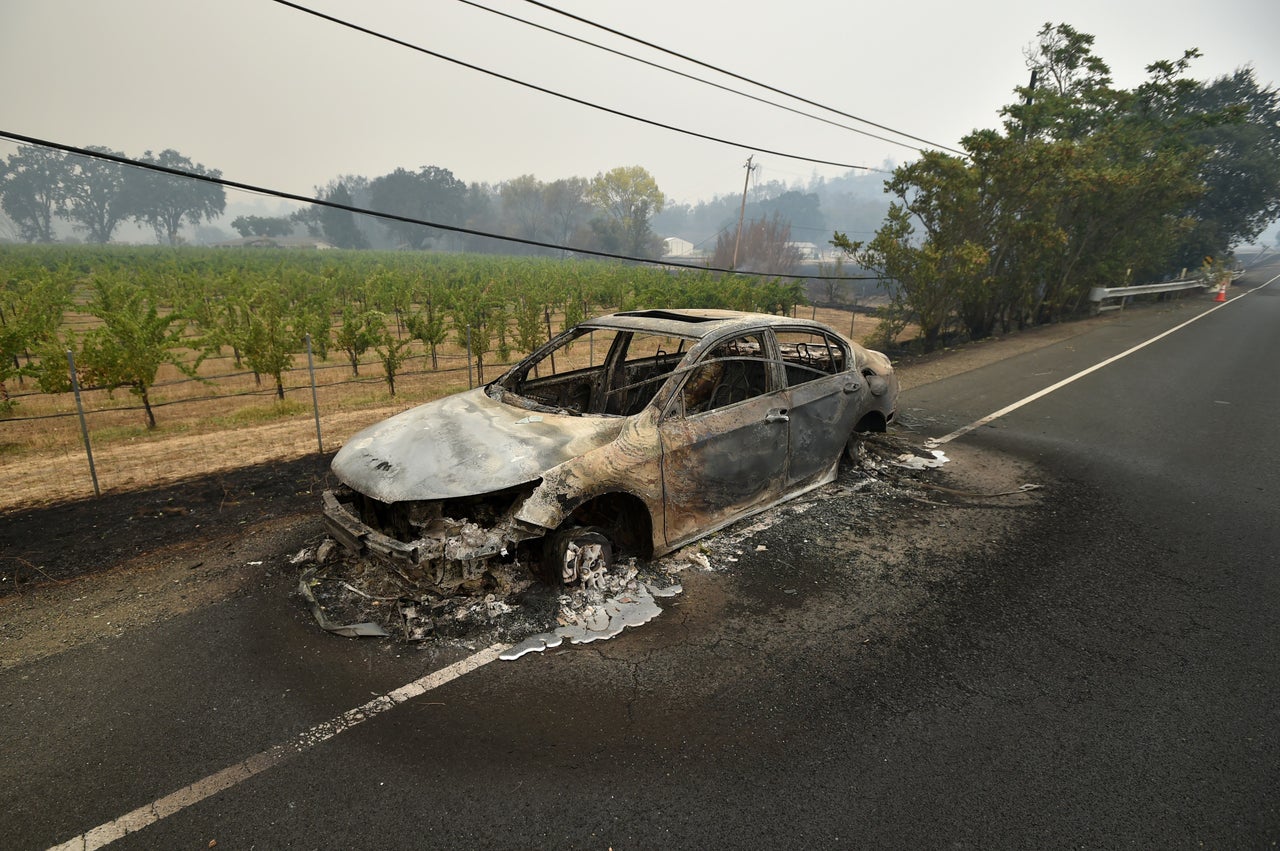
[
  {"left": 48, "top": 643, "right": 510, "bottom": 851},
  {"left": 928, "top": 275, "right": 1279, "bottom": 447}
]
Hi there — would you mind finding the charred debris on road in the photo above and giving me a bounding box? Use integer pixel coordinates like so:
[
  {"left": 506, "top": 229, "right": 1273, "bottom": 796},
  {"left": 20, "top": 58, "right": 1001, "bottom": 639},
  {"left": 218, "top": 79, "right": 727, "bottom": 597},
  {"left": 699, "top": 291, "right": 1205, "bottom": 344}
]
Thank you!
[{"left": 296, "top": 432, "right": 1040, "bottom": 658}]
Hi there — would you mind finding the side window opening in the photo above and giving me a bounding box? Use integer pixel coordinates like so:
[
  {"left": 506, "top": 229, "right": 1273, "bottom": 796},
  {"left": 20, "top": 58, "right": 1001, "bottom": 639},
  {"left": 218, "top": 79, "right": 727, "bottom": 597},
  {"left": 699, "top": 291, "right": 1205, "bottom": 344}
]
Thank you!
[
  {"left": 603, "top": 334, "right": 689, "bottom": 416},
  {"left": 680, "top": 334, "right": 771, "bottom": 416},
  {"left": 776, "top": 330, "right": 849, "bottom": 387}
]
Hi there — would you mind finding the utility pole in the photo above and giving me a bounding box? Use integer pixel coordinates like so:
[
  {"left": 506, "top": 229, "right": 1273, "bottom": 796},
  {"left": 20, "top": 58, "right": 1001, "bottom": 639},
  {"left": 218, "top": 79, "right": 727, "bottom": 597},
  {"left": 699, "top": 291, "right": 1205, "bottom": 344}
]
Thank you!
[{"left": 731, "top": 155, "right": 756, "bottom": 270}]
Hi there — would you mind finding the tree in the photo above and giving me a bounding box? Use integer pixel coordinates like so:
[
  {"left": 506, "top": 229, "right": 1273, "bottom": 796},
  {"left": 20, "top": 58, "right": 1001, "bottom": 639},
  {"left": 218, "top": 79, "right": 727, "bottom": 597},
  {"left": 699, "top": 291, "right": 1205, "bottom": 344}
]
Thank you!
[
  {"left": 500, "top": 174, "right": 546, "bottom": 243},
  {"left": 1010, "top": 23, "right": 1118, "bottom": 143},
  {"left": 819, "top": 256, "right": 849, "bottom": 307},
  {"left": 334, "top": 306, "right": 379, "bottom": 375},
  {"left": 544, "top": 176, "right": 592, "bottom": 251},
  {"left": 75, "top": 274, "right": 197, "bottom": 429},
  {"left": 514, "top": 294, "right": 546, "bottom": 358},
  {"left": 842, "top": 23, "right": 1222, "bottom": 348},
  {"left": 405, "top": 277, "right": 449, "bottom": 369},
  {"left": 0, "top": 146, "right": 69, "bottom": 243},
  {"left": 230, "top": 215, "right": 293, "bottom": 238},
  {"left": 0, "top": 270, "right": 70, "bottom": 411},
  {"left": 751, "top": 190, "right": 825, "bottom": 238},
  {"left": 235, "top": 288, "right": 302, "bottom": 401},
  {"left": 296, "top": 180, "right": 369, "bottom": 249},
  {"left": 372, "top": 317, "right": 412, "bottom": 396},
  {"left": 452, "top": 288, "right": 497, "bottom": 383},
  {"left": 62, "top": 147, "right": 137, "bottom": 244},
  {"left": 713, "top": 212, "right": 802, "bottom": 274},
  {"left": 587, "top": 166, "right": 666, "bottom": 257},
  {"left": 369, "top": 166, "right": 468, "bottom": 250},
  {"left": 834, "top": 199, "right": 983, "bottom": 351},
  {"left": 131, "top": 149, "right": 226, "bottom": 245},
  {"left": 1169, "top": 68, "right": 1280, "bottom": 266}
]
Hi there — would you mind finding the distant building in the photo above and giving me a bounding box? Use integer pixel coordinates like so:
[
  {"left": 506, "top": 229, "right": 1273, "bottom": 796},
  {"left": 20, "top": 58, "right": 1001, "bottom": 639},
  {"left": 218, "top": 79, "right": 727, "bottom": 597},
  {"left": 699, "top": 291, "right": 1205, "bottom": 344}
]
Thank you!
[{"left": 662, "top": 236, "right": 699, "bottom": 258}]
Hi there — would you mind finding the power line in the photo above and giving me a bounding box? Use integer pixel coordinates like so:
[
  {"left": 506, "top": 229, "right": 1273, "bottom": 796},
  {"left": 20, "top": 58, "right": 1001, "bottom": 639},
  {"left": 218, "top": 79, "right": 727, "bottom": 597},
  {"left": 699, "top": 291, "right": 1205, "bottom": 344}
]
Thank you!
[
  {"left": 267, "top": 0, "right": 878, "bottom": 172},
  {"left": 0, "top": 131, "right": 880, "bottom": 281},
  {"left": 455, "top": 0, "right": 915, "bottom": 156},
  {"left": 519, "top": 0, "right": 968, "bottom": 158}
]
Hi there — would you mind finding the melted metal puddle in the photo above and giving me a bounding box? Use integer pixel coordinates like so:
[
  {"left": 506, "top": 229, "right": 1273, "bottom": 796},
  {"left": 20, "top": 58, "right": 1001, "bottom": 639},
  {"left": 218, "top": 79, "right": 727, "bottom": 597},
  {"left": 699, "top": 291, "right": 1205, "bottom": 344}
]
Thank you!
[{"left": 500, "top": 578, "right": 683, "bottom": 660}]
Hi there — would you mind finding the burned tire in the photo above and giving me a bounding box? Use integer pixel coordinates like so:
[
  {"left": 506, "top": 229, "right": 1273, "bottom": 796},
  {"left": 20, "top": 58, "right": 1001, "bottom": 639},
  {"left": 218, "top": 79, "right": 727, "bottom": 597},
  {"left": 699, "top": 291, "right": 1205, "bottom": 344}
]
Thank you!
[{"left": 540, "top": 526, "right": 613, "bottom": 587}]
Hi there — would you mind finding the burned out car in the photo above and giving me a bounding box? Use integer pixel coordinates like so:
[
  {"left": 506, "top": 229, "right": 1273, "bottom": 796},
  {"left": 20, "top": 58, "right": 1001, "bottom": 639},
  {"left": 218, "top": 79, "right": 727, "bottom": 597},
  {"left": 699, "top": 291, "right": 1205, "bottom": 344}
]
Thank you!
[{"left": 322, "top": 309, "right": 898, "bottom": 588}]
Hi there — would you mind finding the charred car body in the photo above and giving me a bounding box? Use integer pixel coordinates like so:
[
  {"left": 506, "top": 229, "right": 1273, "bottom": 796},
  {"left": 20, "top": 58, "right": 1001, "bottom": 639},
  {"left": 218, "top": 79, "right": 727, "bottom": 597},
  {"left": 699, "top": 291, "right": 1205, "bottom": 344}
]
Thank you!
[{"left": 323, "top": 309, "right": 898, "bottom": 588}]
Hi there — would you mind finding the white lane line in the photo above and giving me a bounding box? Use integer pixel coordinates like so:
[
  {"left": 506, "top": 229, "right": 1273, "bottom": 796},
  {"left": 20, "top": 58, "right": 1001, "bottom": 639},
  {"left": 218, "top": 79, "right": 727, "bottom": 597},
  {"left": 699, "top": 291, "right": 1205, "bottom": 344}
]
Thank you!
[
  {"left": 49, "top": 643, "right": 509, "bottom": 851},
  {"left": 928, "top": 276, "right": 1279, "bottom": 447}
]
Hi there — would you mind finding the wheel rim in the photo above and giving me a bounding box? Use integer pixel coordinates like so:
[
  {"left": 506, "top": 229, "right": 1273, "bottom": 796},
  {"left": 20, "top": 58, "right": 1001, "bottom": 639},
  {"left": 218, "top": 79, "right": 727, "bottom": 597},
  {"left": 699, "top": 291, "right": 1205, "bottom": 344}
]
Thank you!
[{"left": 553, "top": 529, "right": 613, "bottom": 586}]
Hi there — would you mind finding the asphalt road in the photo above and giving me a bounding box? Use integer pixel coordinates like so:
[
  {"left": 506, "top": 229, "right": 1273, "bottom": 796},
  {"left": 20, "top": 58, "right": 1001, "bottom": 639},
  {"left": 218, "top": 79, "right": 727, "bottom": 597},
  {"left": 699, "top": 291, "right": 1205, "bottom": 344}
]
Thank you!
[{"left": 3, "top": 261, "right": 1278, "bottom": 849}]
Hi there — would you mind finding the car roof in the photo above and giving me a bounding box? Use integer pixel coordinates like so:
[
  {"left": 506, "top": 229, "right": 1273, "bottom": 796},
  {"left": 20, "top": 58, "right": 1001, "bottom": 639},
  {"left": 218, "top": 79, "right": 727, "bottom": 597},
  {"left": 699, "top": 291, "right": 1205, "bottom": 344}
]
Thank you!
[{"left": 584, "top": 309, "right": 836, "bottom": 341}]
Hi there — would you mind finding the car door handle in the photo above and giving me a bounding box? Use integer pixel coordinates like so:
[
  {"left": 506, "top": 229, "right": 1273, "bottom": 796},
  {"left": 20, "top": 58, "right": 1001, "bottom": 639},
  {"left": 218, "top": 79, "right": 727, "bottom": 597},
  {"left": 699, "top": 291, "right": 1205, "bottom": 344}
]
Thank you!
[
  {"left": 765, "top": 409, "right": 789, "bottom": 423},
  {"left": 843, "top": 382, "right": 862, "bottom": 394}
]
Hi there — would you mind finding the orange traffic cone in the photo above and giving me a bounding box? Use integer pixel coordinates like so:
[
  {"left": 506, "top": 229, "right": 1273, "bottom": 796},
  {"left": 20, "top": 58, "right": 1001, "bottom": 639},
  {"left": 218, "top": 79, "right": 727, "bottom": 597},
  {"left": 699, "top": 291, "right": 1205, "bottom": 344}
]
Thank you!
[{"left": 1215, "top": 285, "right": 1227, "bottom": 303}]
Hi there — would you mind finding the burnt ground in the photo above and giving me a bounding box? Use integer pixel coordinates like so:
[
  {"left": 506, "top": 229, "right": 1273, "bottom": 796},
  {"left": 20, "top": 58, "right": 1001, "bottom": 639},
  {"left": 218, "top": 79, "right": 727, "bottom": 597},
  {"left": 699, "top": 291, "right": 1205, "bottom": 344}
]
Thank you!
[
  {"left": 1, "top": 454, "right": 336, "bottom": 594},
  {"left": 0, "top": 455, "right": 340, "bottom": 668}
]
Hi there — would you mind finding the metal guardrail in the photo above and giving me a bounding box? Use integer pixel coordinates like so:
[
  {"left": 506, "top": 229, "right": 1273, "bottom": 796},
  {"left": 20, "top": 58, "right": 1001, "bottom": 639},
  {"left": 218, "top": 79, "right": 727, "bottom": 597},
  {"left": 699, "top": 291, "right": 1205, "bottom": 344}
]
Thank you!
[{"left": 1088, "top": 271, "right": 1243, "bottom": 313}]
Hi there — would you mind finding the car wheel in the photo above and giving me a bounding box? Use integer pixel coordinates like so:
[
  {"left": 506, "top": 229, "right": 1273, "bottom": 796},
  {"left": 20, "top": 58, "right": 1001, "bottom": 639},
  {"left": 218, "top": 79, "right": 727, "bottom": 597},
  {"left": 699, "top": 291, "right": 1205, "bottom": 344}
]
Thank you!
[{"left": 541, "top": 526, "right": 614, "bottom": 587}]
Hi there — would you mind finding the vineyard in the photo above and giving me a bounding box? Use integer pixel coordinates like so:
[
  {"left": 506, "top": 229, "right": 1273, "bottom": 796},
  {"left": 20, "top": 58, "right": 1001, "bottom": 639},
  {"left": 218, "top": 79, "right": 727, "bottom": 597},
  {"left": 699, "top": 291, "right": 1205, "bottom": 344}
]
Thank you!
[{"left": 0, "top": 245, "right": 885, "bottom": 510}]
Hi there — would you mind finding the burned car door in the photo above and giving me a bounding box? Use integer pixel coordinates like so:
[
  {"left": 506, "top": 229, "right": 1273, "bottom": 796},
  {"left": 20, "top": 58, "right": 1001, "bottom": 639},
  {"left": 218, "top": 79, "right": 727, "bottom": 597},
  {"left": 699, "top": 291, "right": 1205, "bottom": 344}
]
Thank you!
[
  {"left": 657, "top": 333, "right": 788, "bottom": 547},
  {"left": 775, "top": 329, "right": 866, "bottom": 485}
]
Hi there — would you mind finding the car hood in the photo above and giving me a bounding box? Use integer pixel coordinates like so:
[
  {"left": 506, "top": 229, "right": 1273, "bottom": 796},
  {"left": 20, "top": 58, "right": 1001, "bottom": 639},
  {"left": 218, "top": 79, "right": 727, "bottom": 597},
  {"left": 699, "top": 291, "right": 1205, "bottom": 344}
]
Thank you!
[{"left": 331, "top": 388, "right": 628, "bottom": 503}]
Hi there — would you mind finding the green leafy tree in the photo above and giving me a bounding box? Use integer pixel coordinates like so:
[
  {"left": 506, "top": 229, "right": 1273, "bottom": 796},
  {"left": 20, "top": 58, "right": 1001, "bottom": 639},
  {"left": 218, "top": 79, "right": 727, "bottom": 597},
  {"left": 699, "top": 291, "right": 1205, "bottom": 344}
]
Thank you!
[
  {"left": 131, "top": 149, "right": 226, "bottom": 245},
  {"left": 364, "top": 269, "right": 413, "bottom": 337},
  {"left": 1011, "top": 23, "right": 1119, "bottom": 142},
  {"left": 334, "top": 306, "right": 379, "bottom": 375},
  {"left": 452, "top": 289, "right": 496, "bottom": 383},
  {"left": 587, "top": 166, "right": 666, "bottom": 257},
  {"left": 835, "top": 210, "right": 981, "bottom": 350},
  {"left": 280, "top": 267, "right": 334, "bottom": 362},
  {"left": 0, "top": 146, "right": 69, "bottom": 243},
  {"left": 843, "top": 23, "right": 1221, "bottom": 346},
  {"left": 514, "top": 294, "right": 546, "bottom": 357},
  {"left": 199, "top": 273, "right": 252, "bottom": 368},
  {"left": 76, "top": 274, "right": 198, "bottom": 428},
  {"left": 236, "top": 288, "right": 302, "bottom": 401},
  {"left": 405, "top": 279, "right": 449, "bottom": 369},
  {"left": 0, "top": 270, "right": 70, "bottom": 411},
  {"left": 372, "top": 316, "right": 412, "bottom": 396}
]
